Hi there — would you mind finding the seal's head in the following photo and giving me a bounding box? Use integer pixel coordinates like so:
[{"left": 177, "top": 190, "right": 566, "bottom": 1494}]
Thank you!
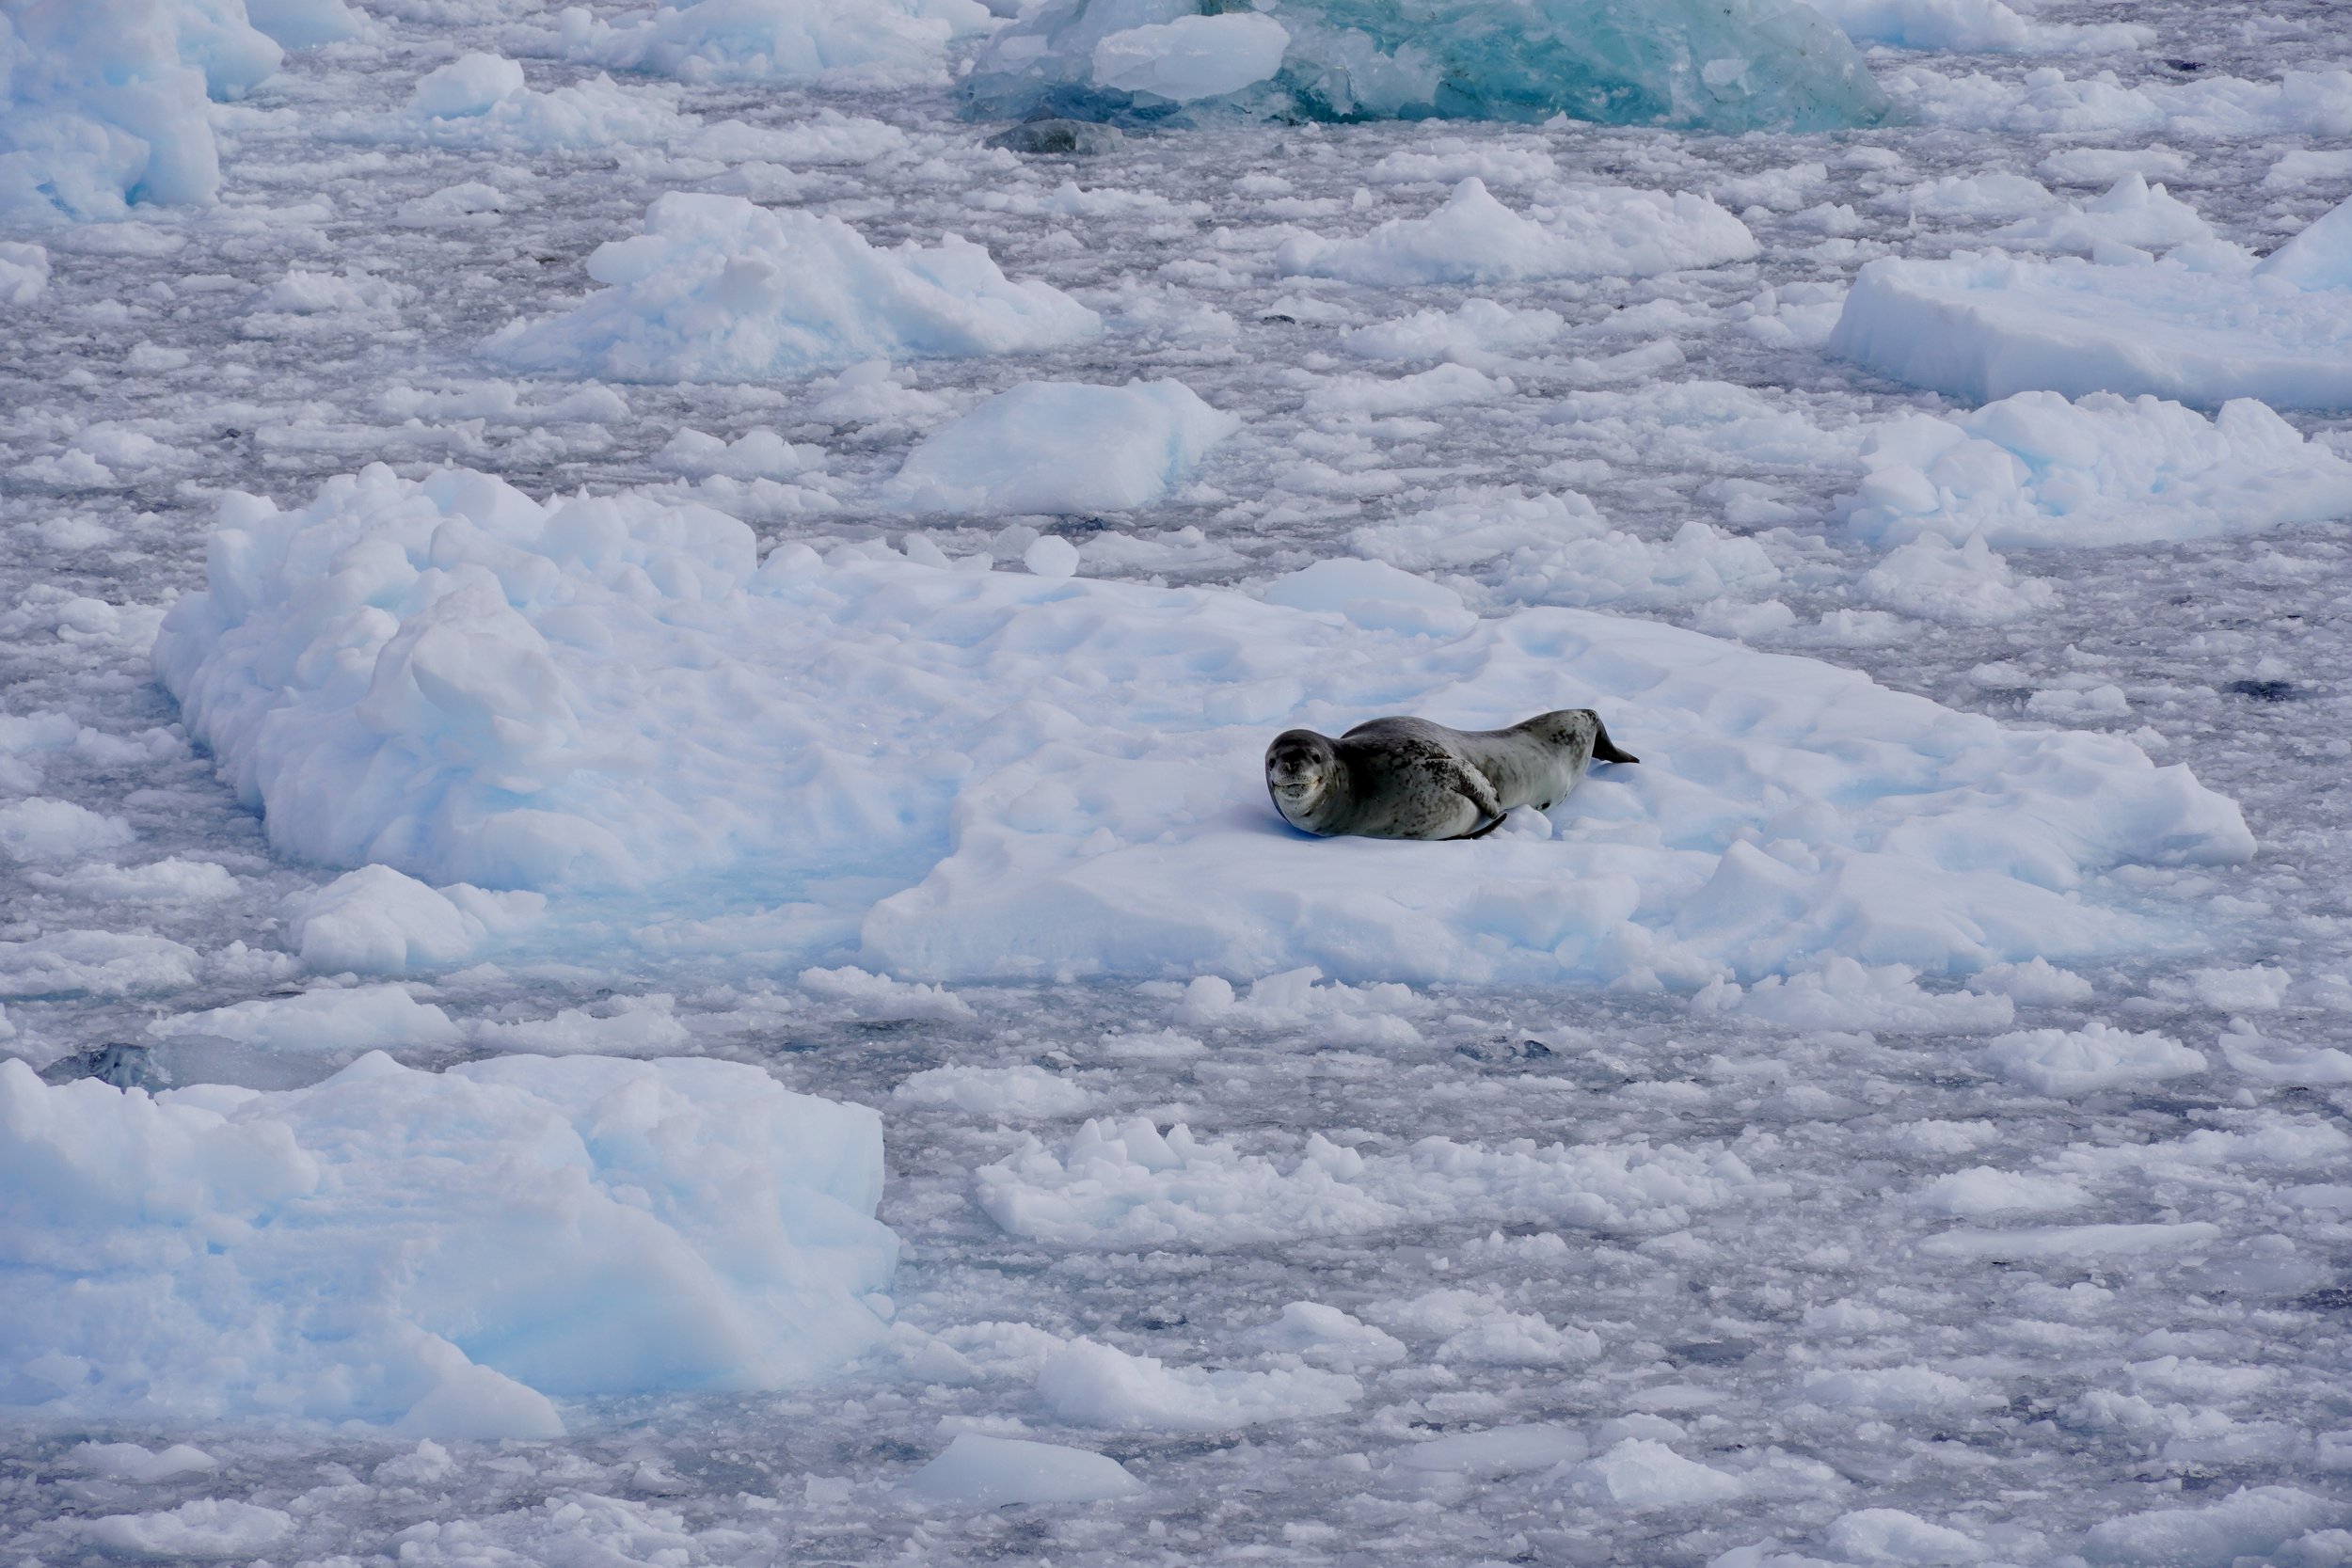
[{"left": 1265, "top": 729, "right": 1341, "bottom": 828}]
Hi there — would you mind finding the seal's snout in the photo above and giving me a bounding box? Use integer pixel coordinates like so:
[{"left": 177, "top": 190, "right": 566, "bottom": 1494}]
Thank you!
[{"left": 1264, "top": 730, "right": 1335, "bottom": 800}]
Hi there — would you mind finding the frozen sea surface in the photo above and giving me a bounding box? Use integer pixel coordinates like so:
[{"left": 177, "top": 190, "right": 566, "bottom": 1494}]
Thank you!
[{"left": 6, "top": 0, "right": 2352, "bottom": 1564}]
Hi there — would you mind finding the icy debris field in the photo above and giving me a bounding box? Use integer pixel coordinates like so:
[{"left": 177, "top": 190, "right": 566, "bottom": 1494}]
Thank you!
[{"left": 8, "top": 0, "right": 2352, "bottom": 1563}]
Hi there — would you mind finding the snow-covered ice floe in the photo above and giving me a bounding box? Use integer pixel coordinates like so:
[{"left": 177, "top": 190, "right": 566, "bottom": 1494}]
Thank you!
[
  {"left": 1276, "top": 178, "right": 1756, "bottom": 287},
  {"left": 1829, "top": 196, "right": 2352, "bottom": 410},
  {"left": 155, "top": 466, "right": 2252, "bottom": 989},
  {"left": 0, "top": 1052, "right": 895, "bottom": 1433},
  {"left": 1845, "top": 389, "right": 2352, "bottom": 548},
  {"left": 883, "top": 379, "right": 1237, "bottom": 516},
  {"left": 964, "top": 0, "right": 1889, "bottom": 132},
  {"left": 487, "top": 193, "right": 1101, "bottom": 382},
  {"left": 0, "top": 0, "right": 281, "bottom": 222},
  {"left": 509, "top": 0, "right": 993, "bottom": 90},
  {"left": 1803, "top": 0, "right": 2150, "bottom": 55}
]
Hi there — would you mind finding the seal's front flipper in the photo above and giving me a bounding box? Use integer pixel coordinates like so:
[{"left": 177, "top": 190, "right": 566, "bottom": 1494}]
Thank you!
[
  {"left": 1458, "top": 813, "right": 1506, "bottom": 840},
  {"left": 1591, "top": 719, "right": 1639, "bottom": 766}
]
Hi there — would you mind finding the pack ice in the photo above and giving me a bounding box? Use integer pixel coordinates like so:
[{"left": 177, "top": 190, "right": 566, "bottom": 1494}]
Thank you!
[
  {"left": 1830, "top": 193, "right": 2352, "bottom": 410},
  {"left": 156, "top": 466, "right": 2252, "bottom": 990},
  {"left": 487, "top": 193, "right": 1102, "bottom": 382},
  {"left": 0, "top": 1053, "right": 896, "bottom": 1433},
  {"left": 964, "top": 0, "right": 1888, "bottom": 132},
  {"left": 0, "top": 0, "right": 279, "bottom": 222}
]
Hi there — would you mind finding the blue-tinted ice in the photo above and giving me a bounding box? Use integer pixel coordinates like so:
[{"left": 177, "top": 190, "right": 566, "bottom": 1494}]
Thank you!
[{"left": 964, "top": 0, "right": 1890, "bottom": 133}]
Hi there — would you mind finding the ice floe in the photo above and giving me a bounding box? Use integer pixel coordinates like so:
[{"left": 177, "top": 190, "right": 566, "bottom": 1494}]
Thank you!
[
  {"left": 511, "top": 0, "right": 993, "bottom": 88},
  {"left": 488, "top": 193, "right": 1102, "bottom": 382},
  {"left": 882, "top": 380, "right": 1236, "bottom": 515},
  {"left": 0, "top": 1052, "right": 895, "bottom": 1432},
  {"left": 1034, "top": 1337, "right": 1360, "bottom": 1429},
  {"left": 1829, "top": 237, "right": 2352, "bottom": 410},
  {"left": 284, "top": 864, "right": 543, "bottom": 975},
  {"left": 902, "top": 1433, "right": 1140, "bottom": 1506},
  {"left": 154, "top": 466, "right": 2253, "bottom": 989},
  {"left": 966, "top": 0, "right": 1888, "bottom": 132},
  {"left": 0, "top": 0, "right": 280, "bottom": 221},
  {"left": 1276, "top": 178, "right": 1757, "bottom": 286},
  {"left": 1845, "top": 389, "right": 2352, "bottom": 548},
  {"left": 1804, "top": 0, "right": 2147, "bottom": 54}
]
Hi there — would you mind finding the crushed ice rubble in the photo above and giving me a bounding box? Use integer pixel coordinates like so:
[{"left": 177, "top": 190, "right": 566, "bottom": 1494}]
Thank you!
[{"left": 6, "top": 0, "right": 2352, "bottom": 1563}]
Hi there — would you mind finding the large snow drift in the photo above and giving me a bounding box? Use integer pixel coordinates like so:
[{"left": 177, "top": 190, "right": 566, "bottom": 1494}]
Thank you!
[
  {"left": 965, "top": 0, "right": 1888, "bottom": 132},
  {"left": 1829, "top": 198, "right": 2352, "bottom": 410},
  {"left": 488, "top": 193, "right": 1102, "bottom": 382},
  {"left": 0, "top": 0, "right": 281, "bottom": 222},
  {"left": 1277, "top": 178, "right": 1757, "bottom": 286},
  {"left": 155, "top": 466, "right": 2252, "bottom": 989},
  {"left": 1844, "top": 390, "right": 2352, "bottom": 548},
  {"left": 0, "top": 1053, "right": 895, "bottom": 1433},
  {"left": 883, "top": 380, "right": 1238, "bottom": 515}
]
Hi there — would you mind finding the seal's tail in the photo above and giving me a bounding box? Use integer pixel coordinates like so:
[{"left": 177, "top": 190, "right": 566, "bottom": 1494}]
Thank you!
[{"left": 1591, "top": 718, "right": 1639, "bottom": 766}]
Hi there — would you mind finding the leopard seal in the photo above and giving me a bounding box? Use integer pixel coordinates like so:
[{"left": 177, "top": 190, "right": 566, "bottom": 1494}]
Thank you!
[{"left": 1264, "top": 709, "right": 1637, "bottom": 841}]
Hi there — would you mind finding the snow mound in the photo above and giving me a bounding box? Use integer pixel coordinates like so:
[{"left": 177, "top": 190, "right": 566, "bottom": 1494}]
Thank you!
[
  {"left": 1277, "top": 178, "right": 1757, "bottom": 286},
  {"left": 976, "top": 1116, "right": 1774, "bottom": 1247},
  {"left": 882, "top": 380, "right": 1236, "bottom": 515},
  {"left": 153, "top": 465, "right": 2254, "bottom": 989},
  {"left": 1982, "top": 1022, "right": 2206, "bottom": 1096},
  {"left": 903, "top": 1433, "right": 1140, "bottom": 1505},
  {"left": 2083, "top": 1486, "right": 2343, "bottom": 1566},
  {"left": 149, "top": 982, "right": 461, "bottom": 1054},
  {"left": 77, "top": 1498, "right": 294, "bottom": 1558},
  {"left": 1887, "top": 63, "right": 2352, "bottom": 142},
  {"left": 284, "top": 864, "right": 543, "bottom": 974},
  {"left": 1824, "top": 1507, "right": 1988, "bottom": 1563},
  {"left": 1829, "top": 202, "right": 2352, "bottom": 409},
  {"left": 1561, "top": 1438, "right": 1744, "bottom": 1508},
  {"left": 1805, "top": 0, "right": 2147, "bottom": 55},
  {"left": 364, "top": 54, "right": 691, "bottom": 150},
  {"left": 488, "top": 194, "right": 1102, "bottom": 382},
  {"left": 1035, "top": 1337, "right": 1359, "bottom": 1430},
  {"left": 0, "top": 240, "right": 49, "bottom": 303},
  {"left": 0, "top": 0, "right": 280, "bottom": 222},
  {"left": 0, "top": 1052, "right": 895, "bottom": 1433},
  {"left": 1846, "top": 390, "right": 2352, "bottom": 549},
  {"left": 966, "top": 0, "right": 1887, "bottom": 133},
  {"left": 515, "top": 0, "right": 993, "bottom": 89}
]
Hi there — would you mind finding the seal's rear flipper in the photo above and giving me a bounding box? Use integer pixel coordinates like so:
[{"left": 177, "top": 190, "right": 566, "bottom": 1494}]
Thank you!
[{"left": 1591, "top": 720, "right": 1639, "bottom": 766}]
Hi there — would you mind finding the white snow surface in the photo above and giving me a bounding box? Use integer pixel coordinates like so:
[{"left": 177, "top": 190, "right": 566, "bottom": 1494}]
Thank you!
[
  {"left": 882, "top": 378, "right": 1237, "bottom": 515},
  {"left": 0, "top": 1052, "right": 895, "bottom": 1433},
  {"left": 1845, "top": 389, "right": 2352, "bottom": 548},
  {"left": 488, "top": 193, "right": 1103, "bottom": 381},
  {"left": 512, "top": 0, "right": 992, "bottom": 87},
  {"left": 1276, "top": 178, "right": 1758, "bottom": 286},
  {"left": 902, "top": 1433, "right": 1140, "bottom": 1505},
  {"left": 1829, "top": 202, "right": 2352, "bottom": 409},
  {"left": 154, "top": 464, "right": 2249, "bottom": 987},
  {"left": 0, "top": 0, "right": 280, "bottom": 221},
  {"left": 1805, "top": 0, "right": 2149, "bottom": 55},
  {"left": 1089, "top": 12, "right": 1290, "bottom": 104}
]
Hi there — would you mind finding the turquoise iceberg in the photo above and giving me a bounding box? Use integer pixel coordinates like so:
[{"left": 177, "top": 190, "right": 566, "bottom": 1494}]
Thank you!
[{"left": 966, "top": 0, "right": 1889, "bottom": 133}]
